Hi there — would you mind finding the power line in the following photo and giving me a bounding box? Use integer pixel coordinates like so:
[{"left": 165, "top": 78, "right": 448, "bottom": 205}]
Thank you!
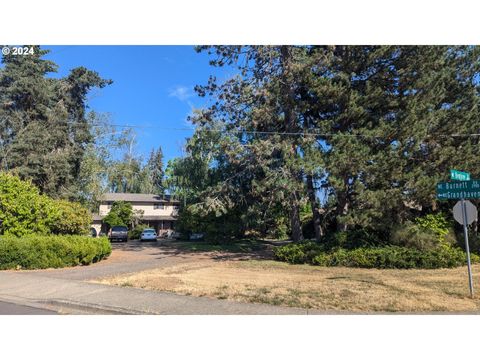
[{"left": 92, "top": 123, "right": 480, "bottom": 139}]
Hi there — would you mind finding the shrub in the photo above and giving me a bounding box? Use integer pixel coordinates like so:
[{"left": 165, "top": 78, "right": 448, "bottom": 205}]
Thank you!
[
  {"left": 272, "top": 241, "right": 324, "bottom": 264},
  {"left": 324, "top": 228, "right": 384, "bottom": 249},
  {"left": 103, "top": 201, "right": 133, "bottom": 228},
  {"left": 274, "top": 241, "right": 479, "bottom": 269},
  {"left": 128, "top": 224, "right": 149, "bottom": 239},
  {"left": 0, "top": 235, "right": 111, "bottom": 270},
  {"left": 391, "top": 214, "right": 456, "bottom": 251},
  {"left": 391, "top": 222, "right": 440, "bottom": 250},
  {"left": 415, "top": 213, "right": 456, "bottom": 247},
  {"left": 0, "top": 173, "right": 92, "bottom": 237},
  {"left": 0, "top": 173, "right": 57, "bottom": 236},
  {"left": 415, "top": 213, "right": 451, "bottom": 237},
  {"left": 50, "top": 200, "right": 92, "bottom": 235}
]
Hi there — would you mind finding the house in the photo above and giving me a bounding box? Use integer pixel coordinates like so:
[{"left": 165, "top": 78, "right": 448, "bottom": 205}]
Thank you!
[{"left": 91, "top": 193, "right": 180, "bottom": 237}]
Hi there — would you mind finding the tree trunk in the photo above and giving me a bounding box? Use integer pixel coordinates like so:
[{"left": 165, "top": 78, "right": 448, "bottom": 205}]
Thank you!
[
  {"left": 306, "top": 174, "right": 323, "bottom": 241},
  {"left": 290, "top": 194, "right": 304, "bottom": 242},
  {"left": 336, "top": 192, "right": 349, "bottom": 232},
  {"left": 279, "top": 46, "right": 304, "bottom": 242}
]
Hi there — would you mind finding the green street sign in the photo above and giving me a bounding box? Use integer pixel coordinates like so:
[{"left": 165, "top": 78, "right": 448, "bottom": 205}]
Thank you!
[
  {"left": 450, "top": 169, "right": 470, "bottom": 181},
  {"left": 437, "top": 180, "right": 480, "bottom": 200}
]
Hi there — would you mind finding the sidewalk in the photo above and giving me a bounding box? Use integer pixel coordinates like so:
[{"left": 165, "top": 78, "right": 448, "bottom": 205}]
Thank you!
[{"left": 0, "top": 271, "right": 320, "bottom": 315}]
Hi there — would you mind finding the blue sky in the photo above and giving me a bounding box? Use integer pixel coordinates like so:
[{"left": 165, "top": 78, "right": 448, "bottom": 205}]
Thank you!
[{"left": 43, "top": 46, "right": 230, "bottom": 166}]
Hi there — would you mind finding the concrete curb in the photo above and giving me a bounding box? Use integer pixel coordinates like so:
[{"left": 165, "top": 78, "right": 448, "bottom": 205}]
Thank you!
[{"left": 0, "top": 272, "right": 317, "bottom": 314}]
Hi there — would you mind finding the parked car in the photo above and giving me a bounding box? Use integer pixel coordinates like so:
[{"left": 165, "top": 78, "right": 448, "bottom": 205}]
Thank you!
[
  {"left": 189, "top": 233, "right": 205, "bottom": 240},
  {"left": 159, "top": 230, "right": 181, "bottom": 239},
  {"left": 108, "top": 226, "right": 128, "bottom": 242},
  {"left": 171, "top": 231, "right": 181, "bottom": 239},
  {"left": 140, "top": 228, "right": 157, "bottom": 242}
]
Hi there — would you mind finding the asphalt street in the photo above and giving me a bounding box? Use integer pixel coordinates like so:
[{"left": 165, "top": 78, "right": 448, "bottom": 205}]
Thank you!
[
  {"left": 0, "top": 301, "right": 57, "bottom": 315},
  {"left": 0, "top": 241, "right": 320, "bottom": 314}
]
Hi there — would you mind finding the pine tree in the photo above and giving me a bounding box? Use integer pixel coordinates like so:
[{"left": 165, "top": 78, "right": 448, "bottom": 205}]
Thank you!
[
  {"left": 190, "top": 46, "right": 312, "bottom": 241},
  {"left": 184, "top": 45, "right": 480, "bottom": 240},
  {"left": 147, "top": 148, "right": 165, "bottom": 194},
  {"left": 0, "top": 46, "right": 111, "bottom": 197},
  {"left": 306, "top": 46, "right": 480, "bottom": 233}
]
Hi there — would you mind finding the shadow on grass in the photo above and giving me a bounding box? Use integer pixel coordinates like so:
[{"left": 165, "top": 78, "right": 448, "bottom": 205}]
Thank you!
[{"left": 111, "top": 238, "right": 282, "bottom": 261}]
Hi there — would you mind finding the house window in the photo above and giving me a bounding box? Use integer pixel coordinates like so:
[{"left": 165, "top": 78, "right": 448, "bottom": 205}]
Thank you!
[
  {"left": 173, "top": 205, "right": 180, "bottom": 210},
  {"left": 154, "top": 204, "right": 165, "bottom": 210}
]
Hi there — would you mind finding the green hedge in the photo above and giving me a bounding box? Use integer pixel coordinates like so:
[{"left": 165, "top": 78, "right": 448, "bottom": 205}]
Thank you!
[
  {"left": 0, "top": 235, "right": 112, "bottom": 270},
  {"left": 273, "top": 241, "right": 480, "bottom": 269},
  {"left": 0, "top": 173, "right": 92, "bottom": 236}
]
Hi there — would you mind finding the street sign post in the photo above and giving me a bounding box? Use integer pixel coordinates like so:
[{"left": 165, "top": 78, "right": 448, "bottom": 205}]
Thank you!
[
  {"left": 450, "top": 169, "right": 470, "bottom": 181},
  {"left": 460, "top": 198, "right": 474, "bottom": 298},
  {"left": 437, "top": 175, "right": 477, "bottom": 298}
]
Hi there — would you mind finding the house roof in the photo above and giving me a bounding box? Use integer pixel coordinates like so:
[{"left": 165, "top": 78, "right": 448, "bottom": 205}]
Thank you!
[
  {"left": 100, "top": 193, "right": 180, "bottom": 204},
  {"left": 141, "top": 215, "right": 177, "bottom": 221},
  {"left": 92, "top": 214, "right": 104, "bottom": 221},
  {"left": 91, "top": 214, "right": 177, "bottom": 221}
]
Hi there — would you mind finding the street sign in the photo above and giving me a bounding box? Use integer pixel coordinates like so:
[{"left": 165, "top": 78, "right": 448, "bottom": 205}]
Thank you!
[
  {"left": 450, "top": 169, "right": 470, "bottom": 181},
  {"left": 436, "top": 180, "right": 480, "bottom": 200},
  {"left": 453, "top": 200, "right": 477, "bottom": 225},
  {"left": 436, "top": 174, "right": 476, "bottom": 298}
]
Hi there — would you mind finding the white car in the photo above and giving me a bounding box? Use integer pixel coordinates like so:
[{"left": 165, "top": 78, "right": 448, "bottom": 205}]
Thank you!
[{"left": 140, "top": 228, "right": 157, "bottom": 242}]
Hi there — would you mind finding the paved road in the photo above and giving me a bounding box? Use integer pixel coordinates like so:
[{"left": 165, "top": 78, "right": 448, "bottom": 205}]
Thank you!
[
  {"left": 0, "top": 240, "right": 321, "bottom": 315},
  {"left": 0, "top": 271, "right": 320, "bottom": 315},
  {"left": 28, "top": 240, "right": 195, "bottom": 281},
  {"left": 0, "top": 301, "right": 57, "bottom": 315}
]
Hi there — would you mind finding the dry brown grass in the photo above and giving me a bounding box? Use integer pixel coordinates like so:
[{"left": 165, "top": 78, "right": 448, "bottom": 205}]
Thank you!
[{"left": 95, "top": 259, "right": 480, "bottom": 312}]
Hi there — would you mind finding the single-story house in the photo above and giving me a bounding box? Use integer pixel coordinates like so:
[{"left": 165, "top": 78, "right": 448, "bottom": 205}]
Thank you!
[{"left": 91, "top": 193, "right": 180, "bottom": 237}]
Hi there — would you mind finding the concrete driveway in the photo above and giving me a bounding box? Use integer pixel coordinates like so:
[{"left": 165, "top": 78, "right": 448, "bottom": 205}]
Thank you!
[
  {"left": 29, "top": 240, "right": 199, "bottom": 281},
  {"left": 0, "top": 240, "right": 320, "bottom": 315}
]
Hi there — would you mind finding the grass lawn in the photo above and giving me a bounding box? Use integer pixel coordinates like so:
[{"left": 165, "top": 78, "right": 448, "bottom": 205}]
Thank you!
[
  {"left": 95, "top": 256, "right": 480, "bottom": 313},
  {"left": 164, "top": 239, "right": 272, "bottom": 253}
]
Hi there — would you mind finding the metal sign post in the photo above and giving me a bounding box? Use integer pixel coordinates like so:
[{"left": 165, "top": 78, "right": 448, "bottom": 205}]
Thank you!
[
  {"left": 437, "top": 170, "right": 476, "bottom": 298},
  {"left": 460, "top": 198, "right": 474, "bottom": 298}
]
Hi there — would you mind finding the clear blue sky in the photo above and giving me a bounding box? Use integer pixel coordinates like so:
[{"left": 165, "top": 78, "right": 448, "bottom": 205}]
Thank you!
[{"left": 43, "top": 45, "right": 230, "bottom": 166}]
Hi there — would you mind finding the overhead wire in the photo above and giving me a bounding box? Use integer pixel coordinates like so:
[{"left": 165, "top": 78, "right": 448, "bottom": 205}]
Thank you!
[{"left": 92, "top": 123, "right": 480, "bottom": 138}]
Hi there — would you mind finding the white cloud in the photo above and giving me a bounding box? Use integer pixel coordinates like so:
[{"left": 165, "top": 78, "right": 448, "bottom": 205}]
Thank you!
[{"left": 168, "top": 85, "right": 194, "bottom": 102}]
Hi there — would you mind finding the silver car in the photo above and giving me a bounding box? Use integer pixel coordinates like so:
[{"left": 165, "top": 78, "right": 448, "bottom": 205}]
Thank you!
[{"left": 140, "top": 228, "right": 157, "bottom": 241}]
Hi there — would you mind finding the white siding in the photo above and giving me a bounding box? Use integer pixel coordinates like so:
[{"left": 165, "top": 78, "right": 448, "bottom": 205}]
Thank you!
[{"left": 99, "top": 202, "right": 178, "bottom": 217}]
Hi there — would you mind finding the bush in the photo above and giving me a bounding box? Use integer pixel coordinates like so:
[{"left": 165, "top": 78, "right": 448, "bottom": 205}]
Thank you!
[
  {"left": 272, "top": 241, "right": 324, "bottom": 264},
  {"left": 50, "top": 200, "right": 92, "bottom": 235},
  {"left": 128, "top": 224, "right": 149, "bottom": 239},
  {"left": 391, "top": 222, "right": 440, "bottom": 250},
  {"left": 274, "top": 241, "right": 479, "bottom": 269},
  {"left": 0, "top": 235, "right": 112, "bottom": 270},
  {"left": 103, "top": 201, "right": 133, "bottom": 228},
  {"left": 391, "top": 213, "right": 456, "bottom": 251},
  {"left": 0, "top": 173, "right": 57, "bottom": 236},
  {"left": 0, "top": 173, "right": 92, "bottom": 237},
  {"left": 323, "top": 228, "right": 384, "bottom": 249},
  {"left": 415, "top": 213, "right": 452, "bottom": 239}
]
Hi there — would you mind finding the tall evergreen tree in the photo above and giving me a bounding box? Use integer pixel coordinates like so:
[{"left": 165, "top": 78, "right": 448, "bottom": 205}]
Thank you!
[
  {"left": 177, "top": 45, "right": 480, "bottom": 241},
  {"left": 0, "top": 46, "right": 111, "bottom": 197},
  {"left": 147, "top": 147, "right": 165, "bottom": 194},
  {"left": 306, "top": 46, "right": 480, "bottom": 233},
  {"left": 190, "top": 46, "right": 313, "bottom": 241}
]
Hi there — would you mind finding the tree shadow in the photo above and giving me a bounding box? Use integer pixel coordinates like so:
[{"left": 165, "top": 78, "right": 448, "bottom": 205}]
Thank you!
[{"left": 111, "top": 239, "right": 276, "bottom": 261}]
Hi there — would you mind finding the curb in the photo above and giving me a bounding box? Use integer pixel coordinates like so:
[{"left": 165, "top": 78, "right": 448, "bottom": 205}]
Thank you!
[{"left": 0, "top": 294, "right": 152, "bottom": 315}]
